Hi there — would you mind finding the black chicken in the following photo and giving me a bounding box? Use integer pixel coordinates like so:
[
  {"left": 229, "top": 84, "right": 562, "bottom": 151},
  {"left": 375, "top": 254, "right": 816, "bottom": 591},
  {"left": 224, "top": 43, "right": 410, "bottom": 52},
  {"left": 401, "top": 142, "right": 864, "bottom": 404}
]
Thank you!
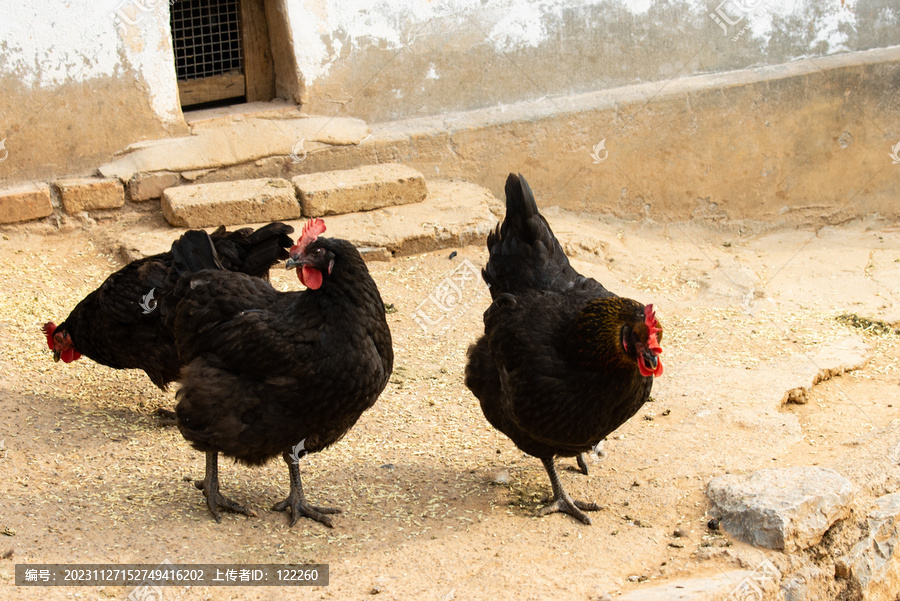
[
  {"left": 165, "top": 218, "right": 393, "bottom": 527},
  {"left": 465, "top": 174, "right": 663, "bottom": 524},
  {"left": 43, "top": 223, "right": 295, "bottom": 392}
]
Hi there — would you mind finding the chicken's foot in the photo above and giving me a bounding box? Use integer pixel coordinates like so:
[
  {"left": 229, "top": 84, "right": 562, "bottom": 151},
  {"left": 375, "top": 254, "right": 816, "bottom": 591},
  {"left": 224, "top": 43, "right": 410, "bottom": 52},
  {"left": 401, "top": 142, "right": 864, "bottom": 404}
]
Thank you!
[
  {"left": 538, "top": 456, "right": 601, "bottom": 525},
  {"left": 195, "top": 451, "right": 258, "bottom": 523},
  {"left": 273, "top": 451, "right": 342, "bottom": 528}
]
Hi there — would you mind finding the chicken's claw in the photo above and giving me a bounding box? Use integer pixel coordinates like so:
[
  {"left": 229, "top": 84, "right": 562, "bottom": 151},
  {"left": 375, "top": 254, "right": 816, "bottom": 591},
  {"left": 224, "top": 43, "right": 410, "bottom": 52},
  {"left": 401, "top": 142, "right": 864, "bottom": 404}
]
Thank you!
[
  {"left": 538, "top": 495, "right": 601, "bottom": 525},
  {"left": 272, "top": 495, "right": 341, "bottom": 528}
]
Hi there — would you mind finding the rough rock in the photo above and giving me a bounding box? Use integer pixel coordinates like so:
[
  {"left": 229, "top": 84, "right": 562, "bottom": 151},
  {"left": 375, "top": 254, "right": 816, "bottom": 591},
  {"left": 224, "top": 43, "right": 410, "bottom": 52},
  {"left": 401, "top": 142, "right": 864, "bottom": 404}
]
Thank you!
[
  {"left": 706, "top": 467, "right": 854, "bottom": 552},
  {"left": 835, "top": 492, "right": 900, "bottom": 601},
  {"left": 127, "top": 171, "right": 182, "bottom": 202},
  {"left": 55, "top": 177, "right": 124, "bottom": 213},
  {"left": 293, "top": 163, "right": 427, "bottom": 217},
  {"left": 616, "top": 569, "right": 776, "bottom": 600},
  {"left": 781, "top": 566, "right": 827, "bottom": 601},
  {"left": 161, "top": 178, "right": 301, "bottom": 228},
  {"left": 0, "top": 183, "right": 53, "bottom": 224}
]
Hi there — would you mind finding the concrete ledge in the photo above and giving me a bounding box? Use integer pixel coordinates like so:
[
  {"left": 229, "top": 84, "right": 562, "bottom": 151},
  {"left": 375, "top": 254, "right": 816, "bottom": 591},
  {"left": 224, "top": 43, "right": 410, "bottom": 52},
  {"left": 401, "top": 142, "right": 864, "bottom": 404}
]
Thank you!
[
  {"left": 0, "top": 184, "right": 54, "bottom": 224},
  {"left": 161, "top": 178, "right": 301, "bottom": 227},
  {"left": 293, "top": 163, "right": 427, "bottom": 217},
  {"left": 56, "top": 177, "right": 124, "bottom": 214}
]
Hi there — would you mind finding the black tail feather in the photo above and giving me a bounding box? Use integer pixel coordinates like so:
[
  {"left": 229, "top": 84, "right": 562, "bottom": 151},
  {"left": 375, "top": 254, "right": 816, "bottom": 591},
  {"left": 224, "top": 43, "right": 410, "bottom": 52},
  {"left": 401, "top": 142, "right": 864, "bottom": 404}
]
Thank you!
[
  {"left": 482, "top": 173, "right": 579, "bottom": 296},
  {"left": 171, "top": 230, "right": 223, "bottom": 275},
  {"left": 210, "top": 222, "right": 295, "bottom": 281}
]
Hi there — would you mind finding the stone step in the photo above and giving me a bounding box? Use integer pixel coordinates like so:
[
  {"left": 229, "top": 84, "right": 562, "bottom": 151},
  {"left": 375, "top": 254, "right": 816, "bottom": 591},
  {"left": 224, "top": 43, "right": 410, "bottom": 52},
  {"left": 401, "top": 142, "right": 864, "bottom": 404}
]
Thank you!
[
  {"left": 292, "top": 163, "right": 427, "bottom": 217},
  {"left": 161, "top": 178, "right": 301, "bottom": 228},
  {"left": 117, "top": 179, "right": 501, "bottom": 263}
]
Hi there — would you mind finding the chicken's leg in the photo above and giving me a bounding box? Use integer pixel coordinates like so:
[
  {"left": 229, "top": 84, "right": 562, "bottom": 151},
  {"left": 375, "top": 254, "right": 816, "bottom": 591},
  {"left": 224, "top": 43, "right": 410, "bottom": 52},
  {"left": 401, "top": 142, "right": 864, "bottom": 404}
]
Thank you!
[
  {"left": 195, "top": 451, "right": 258, "bottom": 523},
  {"left": 538, "top": 456, "right": 601, "bottom": 525},
  {"left": 272, "top": 451, "right": 342, "bottom": 528}
]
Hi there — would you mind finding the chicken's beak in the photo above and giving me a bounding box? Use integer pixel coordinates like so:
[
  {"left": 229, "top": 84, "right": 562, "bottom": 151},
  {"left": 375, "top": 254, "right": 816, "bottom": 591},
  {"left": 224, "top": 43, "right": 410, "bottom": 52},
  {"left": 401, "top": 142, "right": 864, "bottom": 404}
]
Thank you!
[
  {"left": 52, "top": 349, "right": 61, "bottom": 363},
  {"left": 285, "top": 256, "right": 303, "bottom": 269},
  {"left": 641, "top": 349, "right": 658, "bottom": 371}
]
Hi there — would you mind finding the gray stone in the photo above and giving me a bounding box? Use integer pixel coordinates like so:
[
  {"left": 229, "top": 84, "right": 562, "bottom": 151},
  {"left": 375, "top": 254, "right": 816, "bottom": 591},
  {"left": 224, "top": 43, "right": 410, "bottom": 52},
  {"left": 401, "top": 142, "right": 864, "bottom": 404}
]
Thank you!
[
  {"left": 161, "top": 178, "right": 301, "bottom": 228},
  {"left": 706, "top": 467, "right": 854, "bottom": 552},
  {"left": 292, "top": 163, "right": 427, "bottom": 217},
  {"left": 127, "top": 171, "right": 182, "bottom": 202},
  {"left": 835, "top": 492, "right": 900, "bottom": 601},
  {"left": 55, "top": 177, "right": 124, "bottom": 213},
  {"left": 0, "top": 183, "right": 53, "bottom": 224}
]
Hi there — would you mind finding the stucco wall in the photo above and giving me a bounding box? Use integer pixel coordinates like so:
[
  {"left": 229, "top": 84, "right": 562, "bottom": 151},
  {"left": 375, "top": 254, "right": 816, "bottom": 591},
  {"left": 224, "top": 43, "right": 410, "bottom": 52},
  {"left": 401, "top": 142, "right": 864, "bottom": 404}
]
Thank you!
[
  {"left": 288, "top": 0, "right": 900, "bottom": 123},
  {"left": 0, "top": 2, "right": 186, "bottom": 186},
  {"left": 1, "top": 0, "right": 898, "bottom": 190}
]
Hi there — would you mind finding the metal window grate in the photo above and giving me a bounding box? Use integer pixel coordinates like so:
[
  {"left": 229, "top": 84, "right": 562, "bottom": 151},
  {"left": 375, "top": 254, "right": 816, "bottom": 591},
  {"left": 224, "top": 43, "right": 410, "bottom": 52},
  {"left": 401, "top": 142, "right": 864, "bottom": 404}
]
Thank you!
[{"left": 171, "top": 0, "right": 243, "bottom": 82}]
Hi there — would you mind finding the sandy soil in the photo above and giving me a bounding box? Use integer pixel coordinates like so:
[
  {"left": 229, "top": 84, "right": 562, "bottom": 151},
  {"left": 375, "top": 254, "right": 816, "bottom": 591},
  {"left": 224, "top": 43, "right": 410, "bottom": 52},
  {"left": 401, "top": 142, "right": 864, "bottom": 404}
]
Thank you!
[{"left": 0, "top": 209, "right": 898, "bottom": 601}]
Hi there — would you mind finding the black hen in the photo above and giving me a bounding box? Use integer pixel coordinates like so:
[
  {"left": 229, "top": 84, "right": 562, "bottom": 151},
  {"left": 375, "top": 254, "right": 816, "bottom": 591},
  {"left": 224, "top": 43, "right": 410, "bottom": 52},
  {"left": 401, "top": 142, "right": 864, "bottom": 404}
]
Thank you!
[
  {"left": 166, "top": 218, "right": 393, "bottom": 527},
  {"left": 465, "top": 174, "right": 663, "bottom": 524},
  {"left": 43, "top": 223, "right": 295, "bottom": 391}
]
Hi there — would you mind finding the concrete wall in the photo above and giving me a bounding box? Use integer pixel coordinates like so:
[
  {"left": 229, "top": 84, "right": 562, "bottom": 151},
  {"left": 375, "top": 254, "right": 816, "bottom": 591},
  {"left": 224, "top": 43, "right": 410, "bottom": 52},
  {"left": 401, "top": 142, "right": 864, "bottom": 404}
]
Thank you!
[
  {"left": 291, "top": 0, "right": 900, "bottom": 123},
  {"left": 1, "top": 0, "right": 898, "bottom": 201},
  {"left": 191, "top": 46, "right": 900, "bottom": 226},
  {"left": 0, "top": 2, "right": 188, "bottom": 186}
]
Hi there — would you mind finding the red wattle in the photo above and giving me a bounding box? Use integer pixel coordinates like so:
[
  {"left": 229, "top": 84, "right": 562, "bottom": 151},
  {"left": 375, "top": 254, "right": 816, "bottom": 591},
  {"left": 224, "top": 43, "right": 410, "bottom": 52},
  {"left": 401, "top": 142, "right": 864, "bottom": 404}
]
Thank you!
[
  {"left": 60, "top": 349, "right": 81, "bottom": 363},
  {"left": 300, "top": 266, "right": 323, "bottom": 290}
]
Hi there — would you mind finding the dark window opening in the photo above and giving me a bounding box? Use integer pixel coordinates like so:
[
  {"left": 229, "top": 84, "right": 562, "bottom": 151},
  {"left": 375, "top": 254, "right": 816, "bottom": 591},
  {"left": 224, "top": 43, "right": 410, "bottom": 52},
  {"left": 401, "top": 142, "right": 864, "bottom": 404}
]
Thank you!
[{"left": 171, "top": 0, "right": 246, "bottom": 108}]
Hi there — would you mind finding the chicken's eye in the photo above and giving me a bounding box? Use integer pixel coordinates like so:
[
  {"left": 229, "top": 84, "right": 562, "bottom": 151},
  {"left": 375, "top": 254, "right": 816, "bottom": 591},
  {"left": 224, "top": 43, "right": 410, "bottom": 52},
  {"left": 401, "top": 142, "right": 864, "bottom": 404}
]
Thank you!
[{"left": 314, "top": 248, "right": 324, "bottom": 256}]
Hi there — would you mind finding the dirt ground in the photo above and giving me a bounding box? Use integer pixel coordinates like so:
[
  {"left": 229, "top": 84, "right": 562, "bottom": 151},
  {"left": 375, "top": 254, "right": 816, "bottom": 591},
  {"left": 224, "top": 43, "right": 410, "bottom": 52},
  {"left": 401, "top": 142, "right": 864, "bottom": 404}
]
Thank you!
[{"left": 0, "top": 207, "right": 898, "bottom": 601}]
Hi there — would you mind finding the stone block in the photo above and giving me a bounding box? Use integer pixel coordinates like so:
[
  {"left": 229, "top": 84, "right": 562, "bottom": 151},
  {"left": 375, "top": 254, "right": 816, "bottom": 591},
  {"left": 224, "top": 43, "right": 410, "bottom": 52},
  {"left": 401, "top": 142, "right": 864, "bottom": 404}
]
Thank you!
[
  {"left": 128, "top": 171, "right": 182, "bottom": 202},
  {"left": 0, "top": 183, "right": 54, "bottom": 224},
  {"left": 292, "top": 163, "right": 426, "bottom": 217},
  {"left": 56, "top": 177, "right": 124, "bottom": 213},
  {"left": 161, "top": 178, "right": 301, "bottom": 227}
]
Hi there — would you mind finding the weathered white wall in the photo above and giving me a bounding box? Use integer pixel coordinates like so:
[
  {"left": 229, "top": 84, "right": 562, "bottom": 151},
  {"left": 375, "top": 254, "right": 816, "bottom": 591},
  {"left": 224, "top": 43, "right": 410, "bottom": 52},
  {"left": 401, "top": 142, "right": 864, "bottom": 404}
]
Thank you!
[
  {"left": 281, "top": 0, "right": 897, "bottom": 123},
  {"left": 0, "top": 0, "right": 897, "bottom": 186},
  {"left": 0, "top": 1, "right": 186, "bottom": 185},
  {"left": 0, "top": 1, "right": 181, "bottom": 125}
]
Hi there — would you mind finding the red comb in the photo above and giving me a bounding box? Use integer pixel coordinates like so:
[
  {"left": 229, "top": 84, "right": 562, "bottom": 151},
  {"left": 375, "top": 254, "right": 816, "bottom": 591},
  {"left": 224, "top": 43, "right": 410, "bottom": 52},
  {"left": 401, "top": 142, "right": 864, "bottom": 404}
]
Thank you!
[
  {"left": 290, "top": 218, "right": 326, "bottom": 255},
  {"left": 43, "top": 322, "right": 57, "bottom": 350}
]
